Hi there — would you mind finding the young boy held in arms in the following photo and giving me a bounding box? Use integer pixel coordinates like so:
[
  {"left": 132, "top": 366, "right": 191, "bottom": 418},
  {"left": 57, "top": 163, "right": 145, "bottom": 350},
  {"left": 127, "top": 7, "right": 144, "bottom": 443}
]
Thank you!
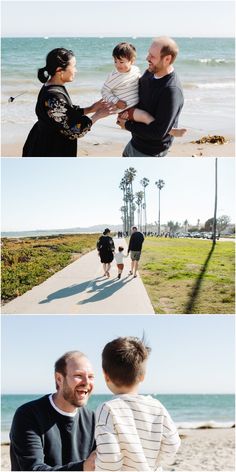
[{"left": 102, "top": 42, "right": 186, "bottom": 137}]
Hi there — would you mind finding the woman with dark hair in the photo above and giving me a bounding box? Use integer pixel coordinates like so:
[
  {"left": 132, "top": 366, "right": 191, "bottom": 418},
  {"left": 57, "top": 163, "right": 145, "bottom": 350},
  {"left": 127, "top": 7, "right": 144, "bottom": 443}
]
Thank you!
[
  {"left": 97, "top": 228, "right": 115, "bottom": 278},
  {"left": 22, "top": 48, "right": 113, "bottom": 157}
]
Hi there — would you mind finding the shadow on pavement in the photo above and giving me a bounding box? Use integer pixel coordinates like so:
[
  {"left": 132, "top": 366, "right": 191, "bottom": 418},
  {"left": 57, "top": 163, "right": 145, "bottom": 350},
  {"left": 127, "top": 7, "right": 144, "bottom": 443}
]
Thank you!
[
  {"left": 184, "top": 241, "right": 216, "bottom": 314},
  {"left": 38, "top": 280, "right": 93, "bottom": 304},
  {"left": 78, "top": 274, "right": 133, "bottom": 305}
]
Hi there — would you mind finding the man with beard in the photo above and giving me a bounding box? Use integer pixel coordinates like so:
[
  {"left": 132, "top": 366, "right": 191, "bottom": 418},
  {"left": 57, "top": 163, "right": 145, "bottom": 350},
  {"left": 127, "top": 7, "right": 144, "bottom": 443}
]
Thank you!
[
  {"left": 10, "top": 351, "right": 96, "bottom": 471},
  {"left": 117, "top": 37, "right": 184, "bottom": 157}
]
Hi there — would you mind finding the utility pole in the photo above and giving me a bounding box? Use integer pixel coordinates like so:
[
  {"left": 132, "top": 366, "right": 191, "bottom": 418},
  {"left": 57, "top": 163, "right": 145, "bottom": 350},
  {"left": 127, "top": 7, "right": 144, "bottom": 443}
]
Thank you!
[
  {"left": 155, "top": 179, "right": 165, "bottom": 236},
  {"left": 212, "top": 158, "right": 218, "bottom": 243}
]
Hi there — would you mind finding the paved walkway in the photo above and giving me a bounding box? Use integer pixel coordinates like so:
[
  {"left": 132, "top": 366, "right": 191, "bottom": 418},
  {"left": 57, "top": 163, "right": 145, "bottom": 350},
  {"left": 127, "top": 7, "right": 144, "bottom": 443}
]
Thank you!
[{"left": 2, "top": 239, "right": 154, "bottom": 315}]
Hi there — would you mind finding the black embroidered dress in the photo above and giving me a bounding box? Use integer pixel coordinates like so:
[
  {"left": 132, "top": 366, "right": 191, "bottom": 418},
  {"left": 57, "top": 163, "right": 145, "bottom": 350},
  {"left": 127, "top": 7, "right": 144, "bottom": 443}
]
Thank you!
[
  {"left": 97, "top": 236, "right": 115, "bottom": 263},
  {"left": 22, "top": 85, "right": 92, "bottom": 157}
]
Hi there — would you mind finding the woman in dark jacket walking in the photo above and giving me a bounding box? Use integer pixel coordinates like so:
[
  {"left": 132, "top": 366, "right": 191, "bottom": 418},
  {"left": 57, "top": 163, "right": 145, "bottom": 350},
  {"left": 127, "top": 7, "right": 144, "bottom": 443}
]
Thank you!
[
  {"left": 23, "top": 48, "right": 113, "bottom": 157},
  {"left": 97, "top": 228, "right": 115, "bottom": 277}
]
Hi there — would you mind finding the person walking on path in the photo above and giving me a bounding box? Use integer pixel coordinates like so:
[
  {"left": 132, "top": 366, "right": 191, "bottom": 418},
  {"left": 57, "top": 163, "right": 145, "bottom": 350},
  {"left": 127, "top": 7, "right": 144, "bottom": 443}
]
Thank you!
[
  {"left": 117, "top": 37, "right": 184, "bottom": 157},
  {"left": 97, "top": 228, "right": 115, "bottom": 278},
  {"left": 114, "top": 245, "right": 127, "bottom": 279},
  {"left": 22, "top": 48, "right": 114, "bottom": 157},
  {"left": 10, "top": 351, "right": 96, "bottom": 471},
  {"left": 127, "top": 226, "right": 144, "bottom": 278}
]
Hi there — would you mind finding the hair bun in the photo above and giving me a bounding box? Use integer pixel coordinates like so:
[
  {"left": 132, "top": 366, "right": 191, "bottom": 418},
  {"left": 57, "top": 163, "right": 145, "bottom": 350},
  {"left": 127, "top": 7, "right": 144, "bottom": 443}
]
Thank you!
[
  {"left": 38, "top": 66, "right": 49, "bottom": 83},
  {"left": 43, "top": 68, "right": 49, "bottom": 78}
]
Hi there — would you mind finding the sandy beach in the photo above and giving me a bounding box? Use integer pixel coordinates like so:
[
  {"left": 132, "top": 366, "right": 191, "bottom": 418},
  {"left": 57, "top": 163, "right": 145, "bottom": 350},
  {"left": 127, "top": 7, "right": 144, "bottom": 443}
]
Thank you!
[
  {"left": 1, "top": 428, "right": 235, "bottom": 471},
  {"left": 1, "top": 138, "right": 235, "bottom": 158}
]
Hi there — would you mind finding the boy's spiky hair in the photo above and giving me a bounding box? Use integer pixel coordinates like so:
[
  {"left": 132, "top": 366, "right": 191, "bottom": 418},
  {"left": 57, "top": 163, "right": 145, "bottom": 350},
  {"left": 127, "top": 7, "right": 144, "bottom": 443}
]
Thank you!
[{"left": 102, "top": 336, "right": 151, "bottom": 387}]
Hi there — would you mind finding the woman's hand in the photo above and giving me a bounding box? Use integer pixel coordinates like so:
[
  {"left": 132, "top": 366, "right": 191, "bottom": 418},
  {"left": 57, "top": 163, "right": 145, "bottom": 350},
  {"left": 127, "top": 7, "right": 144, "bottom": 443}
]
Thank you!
[
  {"left": 91, "top": 102, "right": 117, "bottom": 124},
  {"left": 88, "top": 99, "right": 109, "bottom": 113}
]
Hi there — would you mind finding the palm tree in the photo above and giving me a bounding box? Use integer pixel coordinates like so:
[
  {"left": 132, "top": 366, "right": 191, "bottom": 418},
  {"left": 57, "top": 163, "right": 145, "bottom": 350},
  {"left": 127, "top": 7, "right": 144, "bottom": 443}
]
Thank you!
[
  {"left": 135, "top": 191, "right": 144, "bottom": 229},
  {"left": 124, "top": 167, "right": 137, "bottom": 233},
  {"left": 119, "top": 178, "right": 128, "bottom": 234},
  {"left": 183, "top": 219, "right": 189, "bottom": 232},
  {"left": 120, "top": 206, "right": 126, "bottom": 234},
  {"left": 155, "top": 179, "right": 165, "bottom": 236},
  {"left": 140, "top": 178, "right": 149, "bottom": 234}
]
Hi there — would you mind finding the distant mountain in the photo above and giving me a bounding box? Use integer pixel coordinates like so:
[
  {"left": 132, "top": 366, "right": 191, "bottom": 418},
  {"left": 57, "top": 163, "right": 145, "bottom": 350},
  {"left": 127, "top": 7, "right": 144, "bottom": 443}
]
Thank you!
[{"left": 1, "top": 224, "right": 123, "bottom": 238}]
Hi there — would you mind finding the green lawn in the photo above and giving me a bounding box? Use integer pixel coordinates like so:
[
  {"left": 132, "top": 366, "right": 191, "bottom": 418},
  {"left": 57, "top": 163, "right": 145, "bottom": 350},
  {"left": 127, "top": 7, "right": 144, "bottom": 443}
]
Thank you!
[
  {"left": 139, "top": 237, "right": 235, "bottom": 314},
  {"left": 1, "top": 234, "right": 99, "bottom": 303}
]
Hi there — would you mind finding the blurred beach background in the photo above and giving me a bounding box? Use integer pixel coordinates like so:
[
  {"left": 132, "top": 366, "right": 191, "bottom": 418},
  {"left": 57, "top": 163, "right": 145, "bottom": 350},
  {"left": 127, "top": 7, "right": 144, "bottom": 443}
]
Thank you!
[{"left": 1, "top": 36, "right": 235, "bottom": 157}]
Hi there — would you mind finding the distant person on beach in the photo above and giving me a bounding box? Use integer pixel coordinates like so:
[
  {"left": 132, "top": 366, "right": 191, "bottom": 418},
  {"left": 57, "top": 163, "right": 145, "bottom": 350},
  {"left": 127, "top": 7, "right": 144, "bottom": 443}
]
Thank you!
[
  {"left": 10, "top": 351, "right": 96, "bottom": 471},
  {"left": 97, "top": 228, "right": 115, "bottom": 277},
  {"left": 102, "top": 42, "right": 185, "bottom": 139},
  {"left": 114, "top": 245, "right": 127, "bottom": 279},
  {"left": 127, "top": 226, "right": 144, "bottom": 278},
  {"left": 22, "top": 48, "right": 115, "bottom": 157},
  {"left": 116, "top": 37, "right": 185, "bottom": 157},
  {"left": 95, "top": 336, "right": 181, "bottom": 471}
]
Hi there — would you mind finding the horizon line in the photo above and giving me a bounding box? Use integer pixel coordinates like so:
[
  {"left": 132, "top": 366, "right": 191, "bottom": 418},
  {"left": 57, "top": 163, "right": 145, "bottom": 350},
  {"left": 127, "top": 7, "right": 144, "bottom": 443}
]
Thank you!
[
  {"left": 2, "top": 391, "right": 234, "bottom": 395},
  {"left": 2, "top": 35, "right": 234, "bottom": 39}
]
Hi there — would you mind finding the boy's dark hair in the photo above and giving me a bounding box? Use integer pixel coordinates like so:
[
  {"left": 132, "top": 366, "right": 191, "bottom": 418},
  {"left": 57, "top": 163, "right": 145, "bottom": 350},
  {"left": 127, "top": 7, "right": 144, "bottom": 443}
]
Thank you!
[
  {"left": 102, "top": 336, "right": 151, "bottom": 387},
  {"left": 118, "top": 246, "right": 124, "bottom": 252},
  {"left": 112, "top": 42, "right": 137, "bottom": 61}
]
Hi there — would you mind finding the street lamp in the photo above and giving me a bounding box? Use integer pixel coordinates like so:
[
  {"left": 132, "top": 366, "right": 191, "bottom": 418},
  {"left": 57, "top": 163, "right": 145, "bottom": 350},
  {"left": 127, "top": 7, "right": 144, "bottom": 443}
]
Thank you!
[{"left": 155, "top": 179, "right": 165, "bottom": 236}]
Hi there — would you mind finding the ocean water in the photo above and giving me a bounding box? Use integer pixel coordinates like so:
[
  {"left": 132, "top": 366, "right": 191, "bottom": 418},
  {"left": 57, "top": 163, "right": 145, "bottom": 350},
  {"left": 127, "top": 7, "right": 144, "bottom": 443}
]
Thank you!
[
  {"left": 1, "top": 37, "right": 235, "bottom": 144},
  {"left": 1, "top": 393, "right": 235, "bottom": 443}
]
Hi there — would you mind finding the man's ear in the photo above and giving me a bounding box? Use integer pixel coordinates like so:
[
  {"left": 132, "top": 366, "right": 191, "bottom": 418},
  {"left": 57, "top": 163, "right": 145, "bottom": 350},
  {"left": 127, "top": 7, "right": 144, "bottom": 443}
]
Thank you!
[
  {"left": 164, "top": 54, "right": 172, "bottom": 67},
  {"left": 55, "top": 372, "right": 64, "bottom": 390}
]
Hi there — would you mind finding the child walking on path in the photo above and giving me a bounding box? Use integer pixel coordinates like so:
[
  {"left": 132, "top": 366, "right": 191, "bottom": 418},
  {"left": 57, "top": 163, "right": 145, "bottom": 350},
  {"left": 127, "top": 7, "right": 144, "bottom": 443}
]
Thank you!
[
  {"left": 95, "top": 337, "right": 181, "bottom": 471},
  {"left": 102, "top": 42, "right": 186, "bottom": 137},
  {"left": 114, "top": 246, "right": 127, "bottom": 279}
]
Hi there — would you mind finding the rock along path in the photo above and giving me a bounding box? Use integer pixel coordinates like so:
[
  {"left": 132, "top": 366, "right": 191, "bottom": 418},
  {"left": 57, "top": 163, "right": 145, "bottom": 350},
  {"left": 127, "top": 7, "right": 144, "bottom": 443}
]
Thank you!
[{"left": 2, "top": 239, "right": 154, "bottom": 315}]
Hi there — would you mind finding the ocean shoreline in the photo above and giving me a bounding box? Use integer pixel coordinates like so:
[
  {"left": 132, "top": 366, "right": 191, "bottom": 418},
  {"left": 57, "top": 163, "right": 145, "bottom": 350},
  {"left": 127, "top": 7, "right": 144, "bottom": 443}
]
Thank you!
[{"left": 2, "top": 37, "right": 235, "bottom": 158}]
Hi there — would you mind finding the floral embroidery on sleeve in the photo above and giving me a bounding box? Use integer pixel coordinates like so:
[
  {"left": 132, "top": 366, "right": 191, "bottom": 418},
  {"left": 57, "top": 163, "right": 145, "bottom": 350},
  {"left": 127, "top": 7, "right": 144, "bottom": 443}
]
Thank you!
[{"left": 45, "top": 97, "right": 92, "bottom": 139}]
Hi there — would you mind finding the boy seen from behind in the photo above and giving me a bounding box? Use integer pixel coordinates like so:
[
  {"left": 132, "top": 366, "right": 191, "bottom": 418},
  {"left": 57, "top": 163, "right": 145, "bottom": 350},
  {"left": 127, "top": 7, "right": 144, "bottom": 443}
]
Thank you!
[{"left": 95, "top": 336, "right": 181, "bottom": 471}]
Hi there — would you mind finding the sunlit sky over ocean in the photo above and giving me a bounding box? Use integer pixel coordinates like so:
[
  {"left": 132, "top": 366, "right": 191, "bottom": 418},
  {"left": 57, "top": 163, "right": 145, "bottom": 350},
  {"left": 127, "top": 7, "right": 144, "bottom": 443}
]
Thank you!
[{"left": 2, "top": 1, "right": 235, "bottom": 37}]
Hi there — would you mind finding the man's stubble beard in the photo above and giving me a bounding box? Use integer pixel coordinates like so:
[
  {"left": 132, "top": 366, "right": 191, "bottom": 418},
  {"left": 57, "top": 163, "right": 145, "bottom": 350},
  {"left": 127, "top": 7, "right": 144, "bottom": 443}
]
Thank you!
[{"left": 62, "top": 379, "right": 88, "bottom": 408}]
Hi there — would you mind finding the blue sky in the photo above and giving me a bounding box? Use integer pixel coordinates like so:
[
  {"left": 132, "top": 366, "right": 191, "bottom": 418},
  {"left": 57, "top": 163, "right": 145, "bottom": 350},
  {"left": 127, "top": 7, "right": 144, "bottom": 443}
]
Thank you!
[
  {"left": 1, "top": 158, "right": 235, "bottom": 231},
  {"left": 1, "top": 1, "right": 235, "bottom": 37},
  {"left": 1, "top": 315, "right": 234, "bottom": 394}
]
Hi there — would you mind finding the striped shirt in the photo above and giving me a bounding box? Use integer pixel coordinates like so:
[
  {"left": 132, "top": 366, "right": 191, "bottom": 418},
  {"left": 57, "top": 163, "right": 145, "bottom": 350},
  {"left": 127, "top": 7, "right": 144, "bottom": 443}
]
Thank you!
[
  {"left": 101, "top": 65, "right": 141, "bottom": 110},
  {"left": 95, "top": 394, "right": 180, "bottom": 472}
]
